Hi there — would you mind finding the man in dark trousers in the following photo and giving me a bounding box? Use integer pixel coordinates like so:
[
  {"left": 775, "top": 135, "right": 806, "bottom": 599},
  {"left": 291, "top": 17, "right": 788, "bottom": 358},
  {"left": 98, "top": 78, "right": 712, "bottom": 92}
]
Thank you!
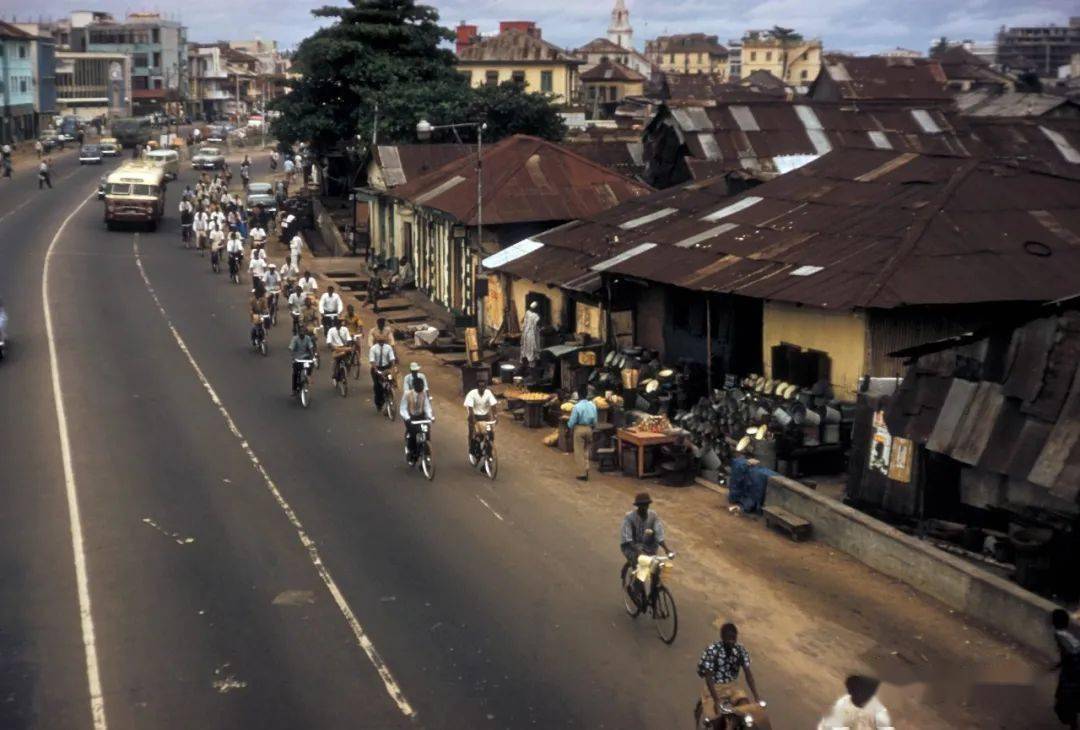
[{"left": 38, "top": 159, "right": 52, "bottom": 189}]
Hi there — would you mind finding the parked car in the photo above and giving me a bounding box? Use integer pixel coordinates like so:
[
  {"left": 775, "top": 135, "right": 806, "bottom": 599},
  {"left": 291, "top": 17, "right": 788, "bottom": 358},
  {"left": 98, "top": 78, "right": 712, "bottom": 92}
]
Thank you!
[
  {"left": 191, "top": 146, "right": 225, "bottom": 170},
  {"left": 206, "top": 126, "right": 226, "bottom": 143},
  {"left": 99, "top": 137, "right": 120, "bottom": 157},
  {"left": 79, "top": 145, "right": 103, "bottom": 164},
  {"left": 246, "top": 192, "right": 277, "bottom": 217},
  {"left": 38, "top": 133, "right": 60, "bottom": 152},
  {"left": 247, "top": 182, "right": 273, "bottom": 196}
]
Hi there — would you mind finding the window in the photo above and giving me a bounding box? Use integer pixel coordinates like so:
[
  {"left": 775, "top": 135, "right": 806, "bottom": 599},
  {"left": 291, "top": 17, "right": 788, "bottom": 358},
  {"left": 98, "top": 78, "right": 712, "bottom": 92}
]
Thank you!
[
  {"left": 587, "top": 85, "right": 596, "bottom": 99},
  {"left": 765, "top": 51, "right": 772, "bottom": 61},
  {"left": 609, "top": 85, "right": 618, "bottom": 100},
  {"left": 18, "top": 44, "right": 28, "bottom": 59},
  {"left": 750, "top": 51, "right": 757, "bottom": 61},
  {"left": 484, "top": 70, "right": 498, "bottom": 87},
  {"left": 151, "top": 28, "right": 160, "bottom": 44},
  {"left": 152, "top": 52, "right": 161, "bottom": 68},
  {"left": 669, "top": 53, "right": 675, "bottom": 63},
  {"left": 132, "top": 75, "right": 148, "bottom": 90},
  {"left": 510, "top": 70, "right": 525, "bottom": 86},
  {"left": 800, "top": 69, "right": 808, "bottom": 80},
  {"left": 699, "top": 53, "right": 704, "bottom": 63},
  {"left": 19, "top": 78, "right": 27, "bottom": 93},
  {"left": 133, "top": 53, "right": 149, "bottom": 68},
  {"left": 540, "top": 70, "right": 553, "bottom": 92}
]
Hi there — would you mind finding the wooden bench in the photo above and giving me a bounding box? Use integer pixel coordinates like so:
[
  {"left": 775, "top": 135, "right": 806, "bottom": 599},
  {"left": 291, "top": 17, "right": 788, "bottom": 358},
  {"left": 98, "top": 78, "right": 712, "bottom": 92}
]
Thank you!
[{"left": 763, "top": 505, "right": 812, "bottom": 542}]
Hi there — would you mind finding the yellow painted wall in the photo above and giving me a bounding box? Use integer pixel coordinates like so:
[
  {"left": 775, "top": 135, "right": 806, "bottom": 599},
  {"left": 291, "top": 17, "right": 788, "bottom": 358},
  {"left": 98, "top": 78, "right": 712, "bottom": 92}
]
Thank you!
[
  {"left": 762, "top": 301, "right": 867, "bottom": 399},
  {"left": 575, "top": 302, "right": 604, "bottom": 340},
  {"left": 741, "top": 41, "right": 821, "bottom": 84},
  {"left": 509, "top": 276, "right": 567, "bottom": 331},
  {"left": 657, "top": 52, "right": 727, "bottom": 78},
  {"left": 457, "top": 63, "right": 577, "bottom": 104},
  {"left": 583, "top": 78, "right": 644, "bottom": 101}
]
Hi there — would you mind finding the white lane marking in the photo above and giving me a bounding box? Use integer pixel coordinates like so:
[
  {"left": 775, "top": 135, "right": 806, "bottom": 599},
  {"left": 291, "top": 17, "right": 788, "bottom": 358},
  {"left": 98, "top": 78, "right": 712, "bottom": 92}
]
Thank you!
[
  {"left": 476, "top": 496, "right": 505, "bottom": 522},
  {"left": 42, "top": 191, "right": 109, "bottom": 730},
  {"left": 132, "top": 235, "right": 416, "bottom": 718}
]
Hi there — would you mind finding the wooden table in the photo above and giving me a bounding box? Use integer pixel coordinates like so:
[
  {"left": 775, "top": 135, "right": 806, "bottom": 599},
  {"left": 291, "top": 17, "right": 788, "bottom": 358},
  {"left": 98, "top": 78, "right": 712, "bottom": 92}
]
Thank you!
[{"left": 616, "top": 429, "right": 680, "bottom": 479}]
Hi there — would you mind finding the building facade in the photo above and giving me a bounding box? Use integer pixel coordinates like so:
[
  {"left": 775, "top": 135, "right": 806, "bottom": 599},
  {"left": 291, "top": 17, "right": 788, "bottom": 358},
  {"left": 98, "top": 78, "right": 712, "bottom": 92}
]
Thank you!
[
  {"left": 739, "top": 30, "right": 822, "bottom": 86},
  {"left": 997, "top": 18, "right": 1080, "bottom": 77},
  {"left": 53, "top": 51, "right": 129, "bottom": 119},
  {"left": 84, "top": 13, "right": 187, "bottom": 115},
  {"left": 581, "top": 59, "right": 645, "bottom": 118},
  {"left": 456, "top": 23, "right": 581, "bottom": 106},
  {"left": 1, "top": 21, "right": 40, "bottom": 143},
  {"left": 645, "top": 34, "right": 728, "bottom": 77}
]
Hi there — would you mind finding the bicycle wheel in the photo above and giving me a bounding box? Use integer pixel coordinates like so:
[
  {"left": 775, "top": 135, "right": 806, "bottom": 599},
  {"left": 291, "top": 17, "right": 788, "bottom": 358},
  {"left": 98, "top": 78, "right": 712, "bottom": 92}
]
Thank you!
[
  {"left": 652, "top": 586, "right": 678, "bottom": 644},
  {"left": 483, "top": 444, "right": 498, "bottom": 480},
  {"left": 421, "top": 449, "right": 435, "bottom": 481},
  {"left": 336, "top": 369, "right": 348, "bottom": 398},
  {"left": 620, "top": 564, "right": 640, "bottom": 618},
  {"left": 300, "top": 386, "right": 309, "bottom": 409},
  {"left": 351, "top": 355, "right": 362, "bottom": 380},
  {"left": 259, "top": 339, "right": 268, "bottom": 357},
  {"left": 384, "top": 389, "right": 395, "bottom": 420}
]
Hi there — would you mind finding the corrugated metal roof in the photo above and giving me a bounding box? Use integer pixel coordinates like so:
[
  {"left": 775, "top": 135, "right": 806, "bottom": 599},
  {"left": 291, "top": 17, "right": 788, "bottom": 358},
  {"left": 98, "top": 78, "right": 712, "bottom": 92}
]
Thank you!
[
  {"left": 817, "top": 54, "right": 952, "bottom": 104},
  {"left": 390, "top": 135, "right": 653, "bottom": 226},
  {"left": 373, "top": 144, "right": 472, "bottom": 189},
  {"left": 958, "top": 91, "right": 1077, "bottom": 118},
  {"left": 458, "top": 29, "right": 579, "bottom": 63}
]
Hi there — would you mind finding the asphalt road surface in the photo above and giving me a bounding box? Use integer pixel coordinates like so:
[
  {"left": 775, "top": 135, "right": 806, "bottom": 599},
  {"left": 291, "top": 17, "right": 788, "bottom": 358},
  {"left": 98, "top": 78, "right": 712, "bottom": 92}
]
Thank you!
[{"left": 0, "top": 151, "right": 750, "bottom": 729}]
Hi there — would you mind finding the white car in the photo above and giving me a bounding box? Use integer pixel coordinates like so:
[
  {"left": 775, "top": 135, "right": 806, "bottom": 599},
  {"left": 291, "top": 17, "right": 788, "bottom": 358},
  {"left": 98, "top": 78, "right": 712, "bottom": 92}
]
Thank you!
[
  {"left": 79, "top": 145, "right": 103, "bottom": 164},
  {"left": 191, "top": 146, "right": 225, "bottom": 170}
]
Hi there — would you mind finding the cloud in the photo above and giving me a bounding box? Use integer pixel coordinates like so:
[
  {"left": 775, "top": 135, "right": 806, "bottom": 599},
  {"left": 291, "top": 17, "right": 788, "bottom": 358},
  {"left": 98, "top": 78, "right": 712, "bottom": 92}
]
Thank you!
[{"left": 7, "top": 0, "right": 1076, "bottom": 55}]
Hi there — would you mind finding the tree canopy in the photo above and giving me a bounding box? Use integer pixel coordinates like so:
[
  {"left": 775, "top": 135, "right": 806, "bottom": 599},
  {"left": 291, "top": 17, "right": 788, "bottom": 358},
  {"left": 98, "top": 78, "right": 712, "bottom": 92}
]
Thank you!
[{"left": 270, "top": 0, "right": 565, "bottom": 153}]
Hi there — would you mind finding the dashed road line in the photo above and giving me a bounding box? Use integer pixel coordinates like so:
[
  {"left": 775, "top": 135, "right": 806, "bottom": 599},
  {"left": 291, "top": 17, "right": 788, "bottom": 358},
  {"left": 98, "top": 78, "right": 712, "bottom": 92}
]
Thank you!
[
  {"left": 476, "top": 495, "right": 505, "bottom": 522},
  {"left": 132, "top": 234, "right": 416, "bottom": 719},
  {"left": 42, "top": 190, "right": 109, "bottom": 730}
]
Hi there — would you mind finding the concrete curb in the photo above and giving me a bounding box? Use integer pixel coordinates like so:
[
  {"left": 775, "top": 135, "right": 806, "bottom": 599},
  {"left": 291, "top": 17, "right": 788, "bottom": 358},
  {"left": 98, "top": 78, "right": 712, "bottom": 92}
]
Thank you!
[{"left": 766, "top": 474, "right": 1059, "bottom": 658}]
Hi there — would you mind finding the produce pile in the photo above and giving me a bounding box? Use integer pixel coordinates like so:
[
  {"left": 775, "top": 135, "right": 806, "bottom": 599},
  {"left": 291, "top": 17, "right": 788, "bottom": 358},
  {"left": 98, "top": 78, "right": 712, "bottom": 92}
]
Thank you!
[{"left": 632, "top": 414, "right": 673, "bottom": 433}]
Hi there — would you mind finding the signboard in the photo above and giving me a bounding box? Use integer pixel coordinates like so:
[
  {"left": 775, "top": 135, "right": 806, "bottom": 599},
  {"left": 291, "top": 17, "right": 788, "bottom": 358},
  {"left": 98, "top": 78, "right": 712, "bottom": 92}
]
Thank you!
[
  {"left": 868, "top": 409, "right": 892, "bottom": 476},
  {"left": 888, "top": 437, "right": 914, "bottom": 483}
]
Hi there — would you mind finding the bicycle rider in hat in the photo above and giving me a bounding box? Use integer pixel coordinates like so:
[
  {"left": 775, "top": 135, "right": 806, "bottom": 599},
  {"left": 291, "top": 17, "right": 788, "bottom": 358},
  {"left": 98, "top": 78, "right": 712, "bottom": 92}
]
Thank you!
[{"left": 620, "top": 492, "right": 672, "bottom": 566}]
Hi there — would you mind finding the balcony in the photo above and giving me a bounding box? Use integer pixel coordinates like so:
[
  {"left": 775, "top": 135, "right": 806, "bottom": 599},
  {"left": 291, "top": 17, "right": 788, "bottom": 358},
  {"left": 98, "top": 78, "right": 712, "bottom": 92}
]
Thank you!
[{"left": 201, "top": 89, "right": 232, "bottom": 101}]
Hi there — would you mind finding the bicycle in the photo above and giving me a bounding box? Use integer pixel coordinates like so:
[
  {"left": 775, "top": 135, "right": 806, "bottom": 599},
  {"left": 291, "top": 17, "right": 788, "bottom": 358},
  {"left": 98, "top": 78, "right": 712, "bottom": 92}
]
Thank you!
[
  {"left": 468, "top": 419, "right": 498, "bottom": 480},
  {"left": 251, "top": 314, "right": 269, "bottom": 357},
  {"left": 332, "top": 349, "right": 350, "bottom": 398},
  {"left": 293, "top": 358, "right": 315, "bottom": 408},
  {"left": 405, "top": 419, "right": 434, "bottom": 481},
  {"left": 349, "top": 341, "right": 364, "bottom": 381},
  {"left": 379, "top": 370, "right": 396, "bottom": 421},
  {"left": 620, "top": 553, "right": 678, "bottom": 644}
]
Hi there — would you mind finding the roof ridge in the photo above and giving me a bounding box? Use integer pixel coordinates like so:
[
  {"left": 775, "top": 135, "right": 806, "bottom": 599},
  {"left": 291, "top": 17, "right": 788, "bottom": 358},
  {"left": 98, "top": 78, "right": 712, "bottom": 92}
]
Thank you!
[{"left": 855, "top": 157, "right": 982, "bottom": 308}]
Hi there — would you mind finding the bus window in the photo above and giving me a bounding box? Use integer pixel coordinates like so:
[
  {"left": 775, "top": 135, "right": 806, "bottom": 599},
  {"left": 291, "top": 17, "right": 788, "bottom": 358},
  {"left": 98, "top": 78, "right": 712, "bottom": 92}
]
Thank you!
[
  {"left": 132, "top": 184, "right": 151, "bottom": 196},
  {"left": 108, "top": 183, "right": 132, "bottom": 195}
]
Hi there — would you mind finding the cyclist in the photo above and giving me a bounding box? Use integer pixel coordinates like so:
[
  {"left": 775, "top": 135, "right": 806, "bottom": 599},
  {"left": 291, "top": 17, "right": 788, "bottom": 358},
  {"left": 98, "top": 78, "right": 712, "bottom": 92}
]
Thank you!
[
  {"left": 298, "top": 270, "right": 318, "bottom": 297},
  {"left": 289, "top": 327, "right": 317, "bottom": 394},
  {"left": 225, "top": 228, "right": 244, "bottom": 276},
  {"left": 179, "top": 198, "right": 194, "bottom": 247},
  {"left": 368, "top": 316, "right": 395, "bottom": 349},
  {"left": 264, "top": 264, "right": 282, "bottom": 318},
  {"left": 209, "top": 220, "right": 227, "bottom": 258},
  {"left": 249, "top": 245, "right": 268, "bottom": 286},
  {"left": 299, "top": 296, "right": 320, "bottom": 338},
  {"left": 620, "top": 492, "right": 672, "bottom": 565},
  {"left": 403, "top": 362, "right": 428, "bottom": 393},
  {"left": 400, "top": 376, "right": 434, "bottom": 466},
  {"left": 326, "top": 319, "right": 354, "bottom": 384},
  {"left": 464, "top": 382, "right": 498, "bottom": 461},
  {"left": 368, "top": 337, "right": 396, "bottom": 412},
  {"left": 696, "top": 623, "right": 763, "bottom": 723},
  {"left": 250, "top": 288, "right": 269, "bottom": 347},
  {"left": 318, "top": 285, "right": 344, "bottom": 337},
  {"left": 343, "top": 304, "right": 364, "bottom": 343}
]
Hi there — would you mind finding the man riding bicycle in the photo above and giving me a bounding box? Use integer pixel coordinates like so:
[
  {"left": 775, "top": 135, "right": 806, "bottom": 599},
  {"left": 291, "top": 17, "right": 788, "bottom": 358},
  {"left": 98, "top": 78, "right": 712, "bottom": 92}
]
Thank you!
[
  {"left": 400, "top": 377, "right": 434, "bottom": 465},
  {"left": 403, "top": 361, "right": 428, "bottom": 392},
  {"left": 319, "top": 286, "right": 344, "bottom": 339},
  {"left": 326, "top": 320, "right": 354, "bottom": 382},
  {"left": 369, "top": 339, "right": 396, "bottom": 411},
  {"left": 250, "top": 288, "right": 269, "bottom": 346},
  {"left": 464, "top": 383, "right": 498, "bottom": 460},
  {"left": 289, "top": 327, "right": 317, "bottom": 393},
  {"left": 696, "top": 623, "right": 763, "bottom": 727},
  {"left": 620, "top": 492, "right": 672, "bottom": 564}
]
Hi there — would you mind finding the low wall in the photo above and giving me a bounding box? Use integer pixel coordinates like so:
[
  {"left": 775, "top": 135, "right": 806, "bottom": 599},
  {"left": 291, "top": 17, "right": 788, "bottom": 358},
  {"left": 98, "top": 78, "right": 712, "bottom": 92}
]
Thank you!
[
  {"left": 312, "top": 197, "right": 347, "bottom": 256},
  {"left": 766, "top": 475, "right": 1059, "bottom": 658}
]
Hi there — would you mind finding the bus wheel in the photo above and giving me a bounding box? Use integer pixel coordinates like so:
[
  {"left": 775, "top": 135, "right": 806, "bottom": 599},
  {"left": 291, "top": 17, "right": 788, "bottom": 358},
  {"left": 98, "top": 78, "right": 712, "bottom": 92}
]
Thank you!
[{"left": 106, "top": 220, "right": 115, "bottom": 231}]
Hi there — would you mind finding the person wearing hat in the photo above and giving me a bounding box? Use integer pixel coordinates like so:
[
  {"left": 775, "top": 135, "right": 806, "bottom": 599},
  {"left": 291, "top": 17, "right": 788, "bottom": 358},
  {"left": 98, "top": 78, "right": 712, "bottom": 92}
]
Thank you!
[
  {"left": 620, "top": 491, "right": 671, "bottom": 566},
  {"left": 402, "top": 362, "right": 428, "bottom": 393},
  {"left": 567, "top": 386, "right": 599, "bottom": 481},
  {"left": 818, "top": 674, "right": 892, "bottom": 729}
]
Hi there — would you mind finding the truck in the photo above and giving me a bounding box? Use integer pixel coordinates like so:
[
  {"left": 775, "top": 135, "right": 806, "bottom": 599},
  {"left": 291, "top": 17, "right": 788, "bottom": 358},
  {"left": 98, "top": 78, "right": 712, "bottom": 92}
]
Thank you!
[
  {"left": 110, "top": 117, "right": 152, "bottom": 149},
  {"left": 103, "top": 162, "right": 167, "bottom": 231}
]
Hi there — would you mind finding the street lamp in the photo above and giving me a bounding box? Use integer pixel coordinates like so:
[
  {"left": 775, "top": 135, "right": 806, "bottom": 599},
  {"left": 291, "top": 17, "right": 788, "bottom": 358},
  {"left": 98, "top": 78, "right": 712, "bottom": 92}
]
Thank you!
[{"left": 415, "top": 119, "right": 488, "bottom": 322}]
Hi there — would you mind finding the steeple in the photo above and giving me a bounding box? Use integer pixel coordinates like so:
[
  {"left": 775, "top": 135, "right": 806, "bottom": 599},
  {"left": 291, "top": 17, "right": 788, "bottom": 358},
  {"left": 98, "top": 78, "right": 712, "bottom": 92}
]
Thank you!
[{"left": 608, "top": 0, "right": 633, "bottom": 50}]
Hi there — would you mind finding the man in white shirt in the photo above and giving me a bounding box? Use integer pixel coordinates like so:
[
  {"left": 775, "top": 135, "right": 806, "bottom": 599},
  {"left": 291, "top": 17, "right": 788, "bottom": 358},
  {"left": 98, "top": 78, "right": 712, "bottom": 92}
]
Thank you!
[
  {"left": 299, "top": 271, "right": 318, "bottom": 297},
  {"left": 289, "top": 233, "right": 303, "bottom": 269},
  {"left": 319, "top": 286, "right": 344, "bottom": 340},
  {"left": 369, "top": 340, "right": 396, "bottom": 411},
  {"left": 400, "top": 377, "right": 435, "bottom": 464},
  {"left": 250, "top": 225, "right": 267, "bottom": 249},
  {"left": 818, "top": 675, "right": 893, "bottom": 730},
  {"left": 209, "top": 225, "right": 227, "bottom": 258},
  {"left": 464, "top": 383, "right": 498, "bottom": 460},
  {"left": 193, "top": 212, "right": 209, "bottom": 251},
  {"left": 249, "top": 247, "right": 268, "bottom": 284},
  {"left": 226, "top": 231, "right": 244, "bottom": 277},
  {"left": 326, "top": 322, "right": 353, "bottom": 383},
  {"left": 402, "top": 362, "right": 428, "bottom": 392}
]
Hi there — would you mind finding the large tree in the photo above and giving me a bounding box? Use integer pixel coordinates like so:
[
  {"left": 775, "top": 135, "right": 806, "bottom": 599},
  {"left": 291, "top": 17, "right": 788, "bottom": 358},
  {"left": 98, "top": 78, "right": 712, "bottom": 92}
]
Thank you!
[{"left": 271, "top": 0, "right": 564, "bottom": 152}]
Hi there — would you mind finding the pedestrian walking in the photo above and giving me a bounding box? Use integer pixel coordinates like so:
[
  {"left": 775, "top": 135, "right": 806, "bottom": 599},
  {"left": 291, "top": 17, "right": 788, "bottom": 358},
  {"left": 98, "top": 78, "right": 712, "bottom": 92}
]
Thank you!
[
  {"left": 567, "top": 387, "right": 599, "bottom": 481},
  {"left": 1053, "top": 609, "right": 1080, "bottom": 730},
  {"left": 38, "top": 159, "right": 52, "bottom": 189},
  {"left": 2, "top": 156, "right": 12, "bottom": 179},
  {"left": 34, "top": 139, "right": 43, "bottom": 158},
  {"left": 270, "top": 150, "right": 279, "bottom": 171}
]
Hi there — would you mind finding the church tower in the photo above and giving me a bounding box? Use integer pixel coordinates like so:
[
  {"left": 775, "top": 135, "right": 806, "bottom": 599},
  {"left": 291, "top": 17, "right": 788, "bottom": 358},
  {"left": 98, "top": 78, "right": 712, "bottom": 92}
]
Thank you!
[{"left": 608, "top": 0, "right": 633, "bottom": 49}]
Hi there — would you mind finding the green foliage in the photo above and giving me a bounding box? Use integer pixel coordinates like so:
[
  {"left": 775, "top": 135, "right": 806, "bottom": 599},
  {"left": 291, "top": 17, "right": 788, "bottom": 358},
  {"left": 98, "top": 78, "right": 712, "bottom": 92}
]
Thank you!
[
  {"left": 770, "top": 26, "right": 803, "bottom": 42},
  {"left": 271, "top": 0, "right": 564, "bottom": 153}
]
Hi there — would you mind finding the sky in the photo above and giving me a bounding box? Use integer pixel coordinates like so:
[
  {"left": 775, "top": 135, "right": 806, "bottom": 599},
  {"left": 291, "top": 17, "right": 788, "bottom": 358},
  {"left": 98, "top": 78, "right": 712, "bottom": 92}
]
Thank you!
[{"left": 5, "top": 0, "right": 1076, "bottom": 55}]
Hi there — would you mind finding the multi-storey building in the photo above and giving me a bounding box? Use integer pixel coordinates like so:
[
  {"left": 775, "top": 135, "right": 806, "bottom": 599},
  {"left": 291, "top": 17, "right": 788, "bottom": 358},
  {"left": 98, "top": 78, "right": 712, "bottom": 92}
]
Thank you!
[
  {"left": 645, "top": 34, "right": 728, "bottom": 77},
  {"left": 83, "top": 12, "right": 186, "bottom": 115},
  {"left": 188, "top": 44, "right": 260, "bottom": 120},
  {"left": 456, "top": 22, "right": 581, "bottom": 107},
  {"left": 54, "top": 51, "right": 131, "bottom": 119},
  {"left": 1, "top": 21, "right": 47, "bottom": 142},
  {"left": 739, "top": 29, "right": 822, "bottom": 86},
  {"left": 997, "top": 18, "right": 1080, "bottom": 77}
]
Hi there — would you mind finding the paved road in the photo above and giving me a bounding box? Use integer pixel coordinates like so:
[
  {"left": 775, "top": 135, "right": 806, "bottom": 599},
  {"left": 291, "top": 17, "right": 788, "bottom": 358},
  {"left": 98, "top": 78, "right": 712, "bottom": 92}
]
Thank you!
[{"left": 0, "top": 153, "right": 741, "bottom": 729}]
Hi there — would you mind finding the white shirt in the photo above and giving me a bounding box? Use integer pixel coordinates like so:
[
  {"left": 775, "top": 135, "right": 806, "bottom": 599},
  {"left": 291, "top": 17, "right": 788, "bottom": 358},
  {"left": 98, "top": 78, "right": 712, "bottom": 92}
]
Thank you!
[
  {"left": 818, "top": 695, "right": 893, "bottom": 730},
  {"left": 226, "top": 236, "right": 243, "bottom": 254},
  {"left": 250, "top": 227, "right": 266, "bottom": 244},
  {"left": 264, "top": 271, "right": 281, "bottom": 293},
  {"left": 193, "top": 217, "right": 208, "bottom": 232},
  {"left": 464, "top": 388, "right": 498, "bottom": 418},
  {"left": 326, "top": 325, "right": 352, "bottom": 348},
  {"left": 210, "top": 229, "right": 227, "bottom": 250},
  {"left": 288, "top": 291, "right": 304, "bottom": 315},
  {"left": 319, "top": 292, "right": 343, "bottom": 315},
  {"left": 249, "top": 256, "right": 267, "bottom": 278},
  {"left": 290, "top": 234, "right": 303, "bottom": 255},
  {"left": 368, "top": 343, "right": 395, "bottom": 368},
  {"left": 299, "top": 276, "right": 318, "bottom": 295}
]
